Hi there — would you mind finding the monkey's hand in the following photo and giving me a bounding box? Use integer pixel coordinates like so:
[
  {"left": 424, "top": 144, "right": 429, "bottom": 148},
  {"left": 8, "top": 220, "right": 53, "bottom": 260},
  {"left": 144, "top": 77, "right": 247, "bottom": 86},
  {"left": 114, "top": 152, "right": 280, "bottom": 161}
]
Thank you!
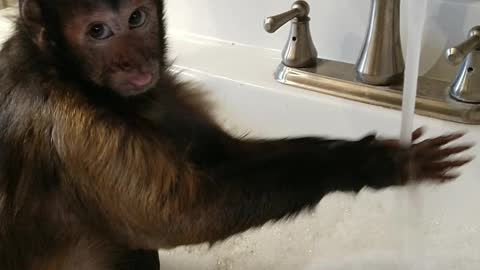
[{"left": 378, "top": 128, "right": 474, "bottom": 184}]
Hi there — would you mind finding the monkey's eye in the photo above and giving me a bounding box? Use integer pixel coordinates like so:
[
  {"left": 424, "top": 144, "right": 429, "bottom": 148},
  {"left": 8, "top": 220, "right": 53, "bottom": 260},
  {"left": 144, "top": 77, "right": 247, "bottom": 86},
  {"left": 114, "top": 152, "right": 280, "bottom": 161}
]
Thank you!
[
  {"left": 129, "top": 9, "right": 147, "bottom": 28},
  {"left": 87, "top": 24, "right": 113, "bottom": 40}
]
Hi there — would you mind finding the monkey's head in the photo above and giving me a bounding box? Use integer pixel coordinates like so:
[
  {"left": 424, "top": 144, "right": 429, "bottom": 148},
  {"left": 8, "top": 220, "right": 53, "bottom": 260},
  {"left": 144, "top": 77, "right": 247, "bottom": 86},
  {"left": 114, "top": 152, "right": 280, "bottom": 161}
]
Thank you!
[{"left": 20, "top": 0, "right": 165, "bottom": 96}]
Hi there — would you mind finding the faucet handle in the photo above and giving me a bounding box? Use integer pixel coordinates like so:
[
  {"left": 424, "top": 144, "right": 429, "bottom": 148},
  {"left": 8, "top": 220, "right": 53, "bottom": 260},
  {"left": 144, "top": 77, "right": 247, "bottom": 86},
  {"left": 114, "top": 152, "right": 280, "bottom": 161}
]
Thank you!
[
  {"left": 264, "top": 1, "right": 310, "bottom": 33},
  {"left": 446, "top": 26, "right": 480, "bottom": 65}
]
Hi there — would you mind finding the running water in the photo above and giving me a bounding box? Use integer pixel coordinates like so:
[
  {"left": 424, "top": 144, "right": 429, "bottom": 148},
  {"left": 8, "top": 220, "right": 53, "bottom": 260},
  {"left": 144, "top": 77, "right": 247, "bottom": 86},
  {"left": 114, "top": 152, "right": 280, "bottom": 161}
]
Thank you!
[
  {"left": 398, "top": 0, "right": 428, "bottom": 267},
  {"left": 400, "top": 0, "right": 428, "bottom": 145}
]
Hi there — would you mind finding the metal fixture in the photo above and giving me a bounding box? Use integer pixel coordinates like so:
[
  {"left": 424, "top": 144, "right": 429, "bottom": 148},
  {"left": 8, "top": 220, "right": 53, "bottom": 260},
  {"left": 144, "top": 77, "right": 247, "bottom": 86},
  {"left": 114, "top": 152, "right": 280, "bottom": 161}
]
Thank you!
[
  {"left": 264, "top": 0, "right": 317, "bottom": 68},
  {"left": 445, "top": 25, "right": 480, "bottom": 104},
  {"left": 356, "top": 0, "right": 404, "bottom": 86},
  {"left": 264, "top": 1, "right": 480, "bottom": 124},
  {"left": 275, "top": 62, "right": 480, "bottom": 124}
]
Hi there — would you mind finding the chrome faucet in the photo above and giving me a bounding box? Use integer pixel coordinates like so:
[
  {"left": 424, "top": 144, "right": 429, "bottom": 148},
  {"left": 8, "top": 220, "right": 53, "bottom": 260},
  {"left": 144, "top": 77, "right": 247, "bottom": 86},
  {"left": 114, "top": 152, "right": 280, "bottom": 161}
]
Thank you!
[
  {"left": 445, "top": 25, "right": 480, "bottom": 104},
  {"left": 356, "top": 0, "right": 404, "bottom": 86},
  {"left": 263, "top": 1, "right": 480, "bottom": 124},
  {"left": 264, "top": 0, "right": 317, "bottom": 68}
]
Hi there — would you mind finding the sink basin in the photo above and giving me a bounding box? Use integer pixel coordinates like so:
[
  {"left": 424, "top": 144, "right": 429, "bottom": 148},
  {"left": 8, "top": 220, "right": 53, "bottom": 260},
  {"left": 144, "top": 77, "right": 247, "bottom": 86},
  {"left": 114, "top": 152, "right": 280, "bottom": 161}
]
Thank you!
[
  {"left": 158, "top": 34, "right": 480, "bottom": 270},
  {"left": 0, "top": 7, "right": 16, "bottom": 45}
]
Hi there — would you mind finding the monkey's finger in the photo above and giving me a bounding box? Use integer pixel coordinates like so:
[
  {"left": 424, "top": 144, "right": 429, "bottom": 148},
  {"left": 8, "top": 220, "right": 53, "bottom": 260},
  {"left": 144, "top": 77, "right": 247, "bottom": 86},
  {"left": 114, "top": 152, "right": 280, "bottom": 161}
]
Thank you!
[
  {"left": 416, "top": 133, "right": 466, "bottom": 149},
  {"left": 411, "top": 127, "right": 425, "bottom": 142},
  {"left": 378, "top": 128, "right": 424, "bottom": 147},
  {"left": 427, "top": 172, "right": 460, "bottom": 182},
  {"left": 428, "top": 145, "right": 474, "bottom": 160},
  {"left": 424, "top": 158, "right": 474, "bottom": 172},
  {"left": 360, "top": 134, "right": 377, "bottom": 143}
]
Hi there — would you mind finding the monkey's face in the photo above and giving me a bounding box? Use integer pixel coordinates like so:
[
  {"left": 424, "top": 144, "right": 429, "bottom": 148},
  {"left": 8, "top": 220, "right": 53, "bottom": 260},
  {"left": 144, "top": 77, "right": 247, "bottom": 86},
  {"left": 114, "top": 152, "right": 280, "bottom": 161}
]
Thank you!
[{"left": 61, "top": 0, "right": 161, "bottom": 96}]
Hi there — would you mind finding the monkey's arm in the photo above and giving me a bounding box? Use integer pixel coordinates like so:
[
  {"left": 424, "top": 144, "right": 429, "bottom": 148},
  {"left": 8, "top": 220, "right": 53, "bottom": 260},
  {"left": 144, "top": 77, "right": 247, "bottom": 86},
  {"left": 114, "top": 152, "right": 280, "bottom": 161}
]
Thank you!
[{"left": 51, "top": 97, "right": 468, "bottom": 249}]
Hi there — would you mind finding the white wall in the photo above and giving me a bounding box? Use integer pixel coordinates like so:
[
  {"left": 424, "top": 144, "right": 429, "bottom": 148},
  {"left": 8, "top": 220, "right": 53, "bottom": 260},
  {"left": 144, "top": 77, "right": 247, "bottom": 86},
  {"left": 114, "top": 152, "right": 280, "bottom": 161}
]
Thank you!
[{"left": 165, "top": 0, "right": 480, "bottom": 82}]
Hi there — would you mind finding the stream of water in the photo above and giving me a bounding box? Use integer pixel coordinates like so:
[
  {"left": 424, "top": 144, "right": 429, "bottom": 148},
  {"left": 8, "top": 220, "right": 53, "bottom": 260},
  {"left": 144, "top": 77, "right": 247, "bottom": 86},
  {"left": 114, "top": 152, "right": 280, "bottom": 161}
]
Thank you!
[{"left": 398, "top": 0, "right": 429, "bottom": 268}]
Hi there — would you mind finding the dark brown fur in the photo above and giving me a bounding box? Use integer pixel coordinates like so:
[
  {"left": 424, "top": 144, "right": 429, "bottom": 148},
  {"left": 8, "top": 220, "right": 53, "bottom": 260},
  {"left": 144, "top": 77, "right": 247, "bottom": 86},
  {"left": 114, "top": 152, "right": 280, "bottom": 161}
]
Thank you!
[{"left": 0, "top": 1, "right": 472, "bottom": 269}]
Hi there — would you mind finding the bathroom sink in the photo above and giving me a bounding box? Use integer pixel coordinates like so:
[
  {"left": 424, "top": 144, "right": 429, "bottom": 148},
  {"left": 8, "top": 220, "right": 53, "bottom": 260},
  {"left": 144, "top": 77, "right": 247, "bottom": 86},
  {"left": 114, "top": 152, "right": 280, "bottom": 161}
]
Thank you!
[
  {"left": 0, "top": 7, "right": 15, "bottom": 45},
  {"left": 158, "top": 34, "right": 480, "bottom": 270},
  {"left": 0, "top": 12, "right": 479, "bottom": 268}
]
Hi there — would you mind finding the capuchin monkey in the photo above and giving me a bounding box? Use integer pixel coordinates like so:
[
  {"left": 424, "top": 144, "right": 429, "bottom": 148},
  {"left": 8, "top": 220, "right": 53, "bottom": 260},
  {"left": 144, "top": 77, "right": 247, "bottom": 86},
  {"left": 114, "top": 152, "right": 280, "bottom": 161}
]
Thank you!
[{"left": 0, "top": 0, "right": 473, "bottom": 269}]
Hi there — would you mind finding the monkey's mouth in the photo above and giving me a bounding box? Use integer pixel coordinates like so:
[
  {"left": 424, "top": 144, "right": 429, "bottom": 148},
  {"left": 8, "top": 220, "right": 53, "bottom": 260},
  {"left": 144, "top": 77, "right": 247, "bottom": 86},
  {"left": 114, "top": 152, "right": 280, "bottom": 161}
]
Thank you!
[
  {"left": 110, "top": 63, "right": 160, "bottom": 96},
  {"left": 128, "top": 73, "right": 153, "bottom": 88},
  {"left": 120, "top": 71, "right": 159, "bottom": 95}
]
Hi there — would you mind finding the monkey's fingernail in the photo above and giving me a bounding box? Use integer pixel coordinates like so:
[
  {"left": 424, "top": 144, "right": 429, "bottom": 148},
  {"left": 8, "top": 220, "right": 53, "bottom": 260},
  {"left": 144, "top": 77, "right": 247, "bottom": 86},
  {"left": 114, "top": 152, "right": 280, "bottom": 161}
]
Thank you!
[
  {"left": 463, "top": 142, "right": 476, "bottom": 148},
  {"left": 452, "top": 158, "right": 474, "bottom": 167},
  {"left": 447, "top": 174, "right": 460, "bottom": 180},
  {"left": 439, "top": 172, "right": 460, "bottom": 182},
  {"left": 442, "top": 178, "right": 457, "bottom": 183},
  {"left": 449, "top": 133, "right": 465, "bottom": 139},
  {"left": 412, "top": 128, "right": 424, "bottom": 140},
  {"left": 448, "top": 145, "right": 475, "bottom": 154},
  {"left": 459, "top": 145, "right": 474, "bottom": 150}
]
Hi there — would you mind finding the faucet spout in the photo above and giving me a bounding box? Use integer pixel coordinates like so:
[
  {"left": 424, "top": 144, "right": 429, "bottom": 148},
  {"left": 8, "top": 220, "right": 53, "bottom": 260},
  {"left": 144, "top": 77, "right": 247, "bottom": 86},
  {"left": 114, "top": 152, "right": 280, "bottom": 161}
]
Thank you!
[{"left": 356, "top": 0, "right": 404, "bottom": 86}]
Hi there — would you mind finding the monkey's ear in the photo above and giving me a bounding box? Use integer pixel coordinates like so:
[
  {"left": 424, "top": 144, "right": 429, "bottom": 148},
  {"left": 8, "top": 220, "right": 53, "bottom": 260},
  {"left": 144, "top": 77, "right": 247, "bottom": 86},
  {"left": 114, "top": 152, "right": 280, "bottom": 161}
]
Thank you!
[{"left": 20, "top": 0, "right": 46, "bottom": 47}]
